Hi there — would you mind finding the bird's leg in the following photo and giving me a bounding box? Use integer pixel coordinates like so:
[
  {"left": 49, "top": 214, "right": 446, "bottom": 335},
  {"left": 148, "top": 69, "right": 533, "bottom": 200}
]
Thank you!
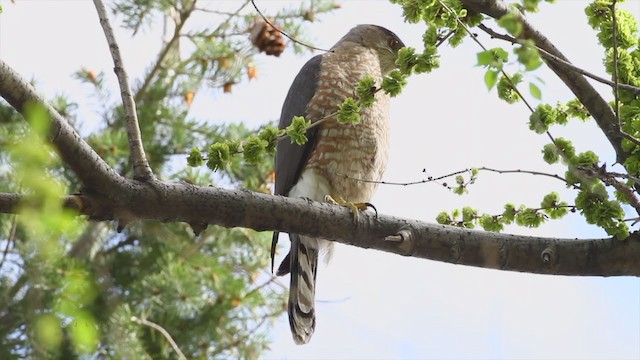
[{"left": 324, "top": 194, "right": 376, "bottom": 222}]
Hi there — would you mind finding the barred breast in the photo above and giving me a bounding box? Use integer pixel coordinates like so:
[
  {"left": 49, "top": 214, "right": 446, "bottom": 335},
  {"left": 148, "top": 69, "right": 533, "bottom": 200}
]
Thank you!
[{"left": 305, "top": 44, "right": 390, "bottom": 203}]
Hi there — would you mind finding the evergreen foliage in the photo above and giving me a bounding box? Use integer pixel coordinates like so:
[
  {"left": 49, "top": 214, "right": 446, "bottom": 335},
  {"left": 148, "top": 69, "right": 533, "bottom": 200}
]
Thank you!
[{"left": 0, "top": 1, "right": 338, "bottom": 358}]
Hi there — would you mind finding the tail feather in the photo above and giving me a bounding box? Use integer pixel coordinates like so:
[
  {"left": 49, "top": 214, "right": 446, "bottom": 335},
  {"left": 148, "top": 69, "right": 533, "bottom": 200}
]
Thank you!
[{"left": 288, "top": 234, "right": 318, "bottom": 344}]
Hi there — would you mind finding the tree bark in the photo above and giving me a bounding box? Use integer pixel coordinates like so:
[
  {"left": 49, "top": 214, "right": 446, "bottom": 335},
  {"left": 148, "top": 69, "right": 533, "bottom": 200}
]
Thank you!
[{"left": 0, "top": 180, "right": 638, "bottom": 276}]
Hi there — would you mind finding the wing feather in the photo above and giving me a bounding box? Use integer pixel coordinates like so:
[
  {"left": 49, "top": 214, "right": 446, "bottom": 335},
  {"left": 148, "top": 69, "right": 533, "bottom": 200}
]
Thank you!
[
  {"left": 271, "top": 54, "right": 323, "bottom": 271},
  {"left": 275, "top": 54, "right": 323, "bottom": 196}
]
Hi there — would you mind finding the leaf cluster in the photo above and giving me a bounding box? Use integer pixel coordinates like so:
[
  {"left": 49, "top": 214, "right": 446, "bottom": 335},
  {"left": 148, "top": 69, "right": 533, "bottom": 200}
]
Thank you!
[{"left": 437, "top": 192, "right": 571, "bottom": 232}]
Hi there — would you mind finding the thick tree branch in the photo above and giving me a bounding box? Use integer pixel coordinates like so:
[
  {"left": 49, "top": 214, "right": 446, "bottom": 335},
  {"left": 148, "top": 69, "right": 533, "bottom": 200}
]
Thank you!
[
  {"left": 0, "top": 60, "right": 126, "bottom": 195},
  {"left": 93, "top": 0, "right": 153, "bottom": 180},
  {"left": 0, "top": 184, "right": 638, "bottom": 276},
  {"left": 461, "top": 0, "right": 628, "bottom": 164}
]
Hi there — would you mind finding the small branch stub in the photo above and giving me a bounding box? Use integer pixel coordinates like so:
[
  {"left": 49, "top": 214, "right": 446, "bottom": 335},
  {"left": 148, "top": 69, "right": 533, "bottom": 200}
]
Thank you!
[
  {"left": 189, "top": 222, "right": 208, "bottom": 236},
  {"left": 541, "top": 247, "right": 556, "bottom": 268},
  {"left": 385, "top": 228, "right": 415, "bottom": 255}
]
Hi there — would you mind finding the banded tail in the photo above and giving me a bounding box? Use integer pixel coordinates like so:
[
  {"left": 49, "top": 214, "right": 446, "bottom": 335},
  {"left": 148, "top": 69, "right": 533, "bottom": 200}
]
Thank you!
[{"left": 285, "top": 234, "right": 318, "bottom": 344}]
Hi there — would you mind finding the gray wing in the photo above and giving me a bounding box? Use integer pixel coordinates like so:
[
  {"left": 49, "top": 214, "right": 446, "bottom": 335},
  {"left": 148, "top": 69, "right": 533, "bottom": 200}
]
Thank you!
[
  {"left": 271, "top": 54, "right": 323, "bottom": 271},
  {"left": 274, "top": 54, "right": 322, "bottom": 196}
]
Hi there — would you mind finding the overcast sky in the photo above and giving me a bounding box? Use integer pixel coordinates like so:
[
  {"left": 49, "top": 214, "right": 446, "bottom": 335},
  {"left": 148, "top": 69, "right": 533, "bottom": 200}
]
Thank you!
[{"left": 1, "top": 1, "right": 639, "bottom": 359}]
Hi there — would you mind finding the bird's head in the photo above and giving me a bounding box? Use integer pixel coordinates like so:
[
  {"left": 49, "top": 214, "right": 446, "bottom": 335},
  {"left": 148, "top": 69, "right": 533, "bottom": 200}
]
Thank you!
[{"left": 335, "top": 24, "right": 405, "bottom": 74}]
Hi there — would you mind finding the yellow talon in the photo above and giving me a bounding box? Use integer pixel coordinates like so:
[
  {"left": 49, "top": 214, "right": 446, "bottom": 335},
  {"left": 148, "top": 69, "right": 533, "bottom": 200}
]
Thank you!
[{"left": 324, "top": 194, "right": 374, "bottom": 222}]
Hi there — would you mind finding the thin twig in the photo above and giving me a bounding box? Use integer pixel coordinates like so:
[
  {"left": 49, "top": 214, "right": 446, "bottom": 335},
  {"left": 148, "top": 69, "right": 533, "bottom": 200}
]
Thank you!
[
  {"left": 337, "top": 166, "right": 577, "bottom": 189},
  {"left": 131, "top": 316, "right": 187, "bottom": 360},
  {"left": 208, "top": 310, "right": 280, "bottom": 357},
  {"left": 605, "top": 170, "right": 640, "bottom": 185},
  {"left": 211, "top": 0, "right": 251, "bottom": 37},
  {"left": 135, "top": 1, "right": 197, "bottom": 102},
  {"left": 275, "top": 87, "right": 383, "bottom": 143},
  {"left": 194, "top": 7, "right": 240, "bottom": 16},
  {"left": 611, "top": 1, "right": 620, "bottom": 124},
  {"left": 481, "top": 167, "right": 576, "bottom": 187},
  {"left": 250, "top": 0, "right": 332, "bottom": 53},
  {"left": 435, "top": 29, "right": 455, "bottom": 47},
  {"left": 93, "top": 0, "right": 153, "bottom": 180},
  {"left": 0, "top": 214, "right": 18, "bottom": 272},
  {"left": 447, "top": 204, "right": 578, "bottom": 228},
  {"left": 601, "top": 172, "right": 640, "bottom": 216},
  {"left": 262, "top": 269, "right": 287, "bottom": 289},
  {"left": 477, "top": 23, "right": 640, "bottom": 95},
  {"left": 241, "top": 275, "right": 278, "bottom": 300}
]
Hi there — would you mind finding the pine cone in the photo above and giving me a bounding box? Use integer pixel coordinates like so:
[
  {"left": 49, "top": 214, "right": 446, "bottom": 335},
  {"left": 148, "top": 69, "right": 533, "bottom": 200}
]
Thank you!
[{"left": 250, "top": 20, "right": 286, "bottom": 57}]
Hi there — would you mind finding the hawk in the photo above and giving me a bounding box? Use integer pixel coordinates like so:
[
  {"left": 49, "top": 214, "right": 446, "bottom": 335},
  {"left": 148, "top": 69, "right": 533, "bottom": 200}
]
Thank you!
[{"left": 272, "top": 24, "right": 405, "bottom": 344}]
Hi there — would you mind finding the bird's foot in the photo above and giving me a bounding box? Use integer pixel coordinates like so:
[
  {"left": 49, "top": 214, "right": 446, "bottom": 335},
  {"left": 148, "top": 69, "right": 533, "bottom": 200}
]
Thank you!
[{"left": 324, "top": 194, "right": 376, "bottom": 222}]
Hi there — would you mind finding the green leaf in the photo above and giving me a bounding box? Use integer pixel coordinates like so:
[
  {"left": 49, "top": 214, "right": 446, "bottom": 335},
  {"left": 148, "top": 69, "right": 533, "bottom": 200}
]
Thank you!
[
  {"left": 529, "top": 82, "right": 542, "bottom": 100},
  {"left": 453, "top": 185, "right": 467, "bottom": 195},
  {"left": 565, "top": 99, "right": 590, "bottom": 120},
  {"left": 187, "top": 147, "right": 204, "bottom": 167},
  {"left": 554, "top": 137, "right": 576, "bottom": 162},
  {"left": 541, "top": 192, "right": 569, "bottom": 219},
  {"left": 529, "top": 104, "right": 556, "bottom": 133},
  {"left": 477, "top": 48, "right": 509, "bottom": 69},
  {"left": 396, "top": 47, "right": 418, "bottom": 75},
  {"left": 502, "top": 203, "right": 517, "bottom": 224},
  {"left": 243, "top": 136, "right": 269, "bottom": 164},
  {"left": 479, "top": 214, "right": 504, "bottom": 232},
  {"left": 542, "top": 143, "right": 559, "bottom": 164},
  {"left": 497, "top": 73, "right": 523, "bottom": 104},
  {"left": 287, "top": 116, "right": 311, "bottom": 145},
  {"left": 423, "top": 26, "right": 439, "bottom": 47},
  {"left": 399, "top": 0, "right": 424, "bottom": 23},
  {"left": 462, "top": 206, "right": 478, "bottom": 223},
  {"left": 356, "top": 75, "right": 378, "bottom": 108},
  {"left": 436, "top": 211, "right": 452, "bottom": 225},
  {"left": 69, "top": 311, "right": 99, "bottom": 353},
  {"left": 484, "top": 70, "right": 499, "bottom": 90},
  {"left": 515, "top": 207, "right": 546, "bottom": 227},
  {"left": 575, "top": 184, "right": 629, "bottom": 239},
  {"left": 497, "top": 11, "right": 523, "bottom": 36},
  {"left": 337, "top": 97, "right": 361, "bottom": 124},
  {"left": 207, "top": 142, "right": 230, "bottom": 171},
  {"left": 258, "top": 126, "right": 284, "bottom": 153},
  {"left": 35, "top": 314, "right": 63, "bottom": 352},
  {"left": 514, "top": 43, "right": 544, "bottom": 71},
  {"left": 381, "top": 70, "right": 408, "bottom": 97},
  {"left": 521, "top": 0, "right": 542, "bottom": 12},
  {"left": 477, "top": 50, "right": 494, "bottom": 67},
  {"left": 573, "top": 150, "right": 599, "bottom": 168},
  {"left": 414, "top": 47, "right": 440, "bottom": 74}
]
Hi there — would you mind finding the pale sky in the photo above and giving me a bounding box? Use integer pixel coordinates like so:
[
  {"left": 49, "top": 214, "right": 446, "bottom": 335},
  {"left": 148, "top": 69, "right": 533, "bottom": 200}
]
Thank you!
[{"left": 1, "top": 1, "right": 639, "bottom": 359}]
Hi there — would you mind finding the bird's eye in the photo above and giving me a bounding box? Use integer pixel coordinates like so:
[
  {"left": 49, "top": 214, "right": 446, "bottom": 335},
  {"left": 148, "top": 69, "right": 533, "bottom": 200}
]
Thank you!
[{"left": 388, "top": 38, "right": 400, "bottom": 49}]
